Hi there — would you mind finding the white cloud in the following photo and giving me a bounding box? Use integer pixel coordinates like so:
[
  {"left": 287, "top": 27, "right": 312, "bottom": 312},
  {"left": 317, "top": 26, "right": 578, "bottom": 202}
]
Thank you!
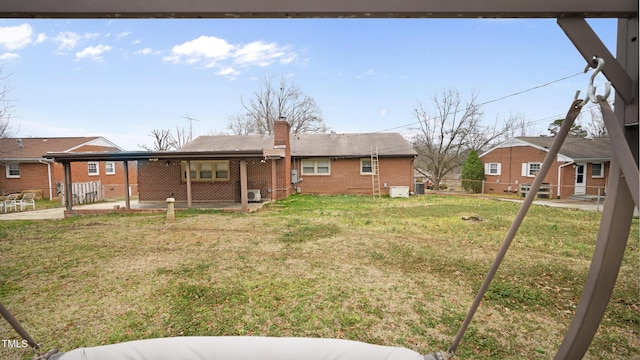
[
  {"left": 0, "top": 52, "right": 20, "bottom": 61},
  {"left": 164, "top": 35, "right": 234, "bottom": 65},
  {"left": 357, "top": 69, "right": 376, "bottom": 79},
  {"left": 234, "top": 41, "right": 288, "bottom": 67},
  {"left": 0, "top": 24, "right": 33, "bottom": 50},
  {"left": 54, "top": 31, "right": 83, "bottom": 51},
  {"left": 165, "top": 35, "right": 297, "bottom": 77},
  {"left": 75, "top": 44, "right": 112, "bottom": 62},
  {"left": 54, "top": 31, "right": 101, "bottom": 52},
  {"left": 380, "top": 108, "right": 387, "bottom": 117},
  {"left": 134, "top": 47, "right": 157, "bottom": 55},
  {"left": 35, "top": 33, "right": 47, "bottom": 44},
  {"left": 218, "top": 66, "right": 240, "bottom": 78}
]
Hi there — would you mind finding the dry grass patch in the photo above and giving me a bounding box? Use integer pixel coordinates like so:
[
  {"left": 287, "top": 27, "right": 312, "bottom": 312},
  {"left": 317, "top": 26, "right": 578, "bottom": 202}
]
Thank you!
[{"left": 0, "top": 195, "right": 638, "bottom": 360}]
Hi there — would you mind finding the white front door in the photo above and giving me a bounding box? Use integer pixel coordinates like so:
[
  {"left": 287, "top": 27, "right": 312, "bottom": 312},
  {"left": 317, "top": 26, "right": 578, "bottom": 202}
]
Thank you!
[{"left": 574, "top": 163, "right": 586, "bottom": 195}]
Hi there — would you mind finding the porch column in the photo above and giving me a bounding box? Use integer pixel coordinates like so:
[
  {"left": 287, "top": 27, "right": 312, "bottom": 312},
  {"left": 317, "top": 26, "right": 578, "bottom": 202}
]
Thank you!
[
  {"left": 186, "top": 160, "right": 192, "bottom": 208},
  {"left": 240, "top": 160, "right": 248, "bottom": 212},
  {"left": 271, "top": 159, "right": 277, "bottom": 201},
  {"left": 123, "top": 161, "right": 131, "bottom": 210},
  {"left": 63, "top": 161, "right": 73, "bottom": 212}
]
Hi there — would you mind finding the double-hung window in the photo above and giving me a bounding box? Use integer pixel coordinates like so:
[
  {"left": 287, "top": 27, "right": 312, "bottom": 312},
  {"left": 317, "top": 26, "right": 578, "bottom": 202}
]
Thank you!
[
  {"left": 88, "top": 162, "right": 99, "bottom": 176},
  {"left": 6, "top": 163, "right": 20, "bottom": 178},
  {"left": 591, "top": 163, "right": 604, "bottom": 178},
  {"left": 484, "top": 162, "right": 501, "bottom": 175},
  {"left": 182, "top": 161, "right": 230, "bottom": 181},
  {"left": 105, "top": 162, "right": 115, "bottom": 175},
  {"left": 522, "top": 162, "right": 541, "bottom": 177},
  {"left": 301, "top": 159, "right": 330, "bottom": 175},
  {"left": 360, "top": 158, "right": 376, "bottom": 175}
]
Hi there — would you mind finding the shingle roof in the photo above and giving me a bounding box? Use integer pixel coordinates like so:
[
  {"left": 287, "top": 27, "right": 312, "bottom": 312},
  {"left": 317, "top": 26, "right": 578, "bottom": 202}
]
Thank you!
[
  {"left": 0, "top": 137, "right": 113, "bottom": 160},
  {"left": 181, "top": 133, "right": 417, "bottom": 158},
  {"left": 516, "top": 136, "right": 611, "bottom": 160},
  {"left": 180, "top": 135, "right": 274, "bottom": 152},
  {"left": 292, "top": 133, "right": 416, "bottom": 157}
]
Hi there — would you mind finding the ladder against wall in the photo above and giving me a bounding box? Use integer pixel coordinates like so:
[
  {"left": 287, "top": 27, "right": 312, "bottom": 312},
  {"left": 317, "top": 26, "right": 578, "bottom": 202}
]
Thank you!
[{"left": 371, "top": 147, "right": 381, "bottom": 198}]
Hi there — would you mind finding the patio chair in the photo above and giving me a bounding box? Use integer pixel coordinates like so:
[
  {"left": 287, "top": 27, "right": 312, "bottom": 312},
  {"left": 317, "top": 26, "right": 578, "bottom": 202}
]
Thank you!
[
  {"left": 2, "top": 194, "right": 19, "bottom": 212},
  {"left": 18, "top": 192, "right": 36, "bottom": 211}
]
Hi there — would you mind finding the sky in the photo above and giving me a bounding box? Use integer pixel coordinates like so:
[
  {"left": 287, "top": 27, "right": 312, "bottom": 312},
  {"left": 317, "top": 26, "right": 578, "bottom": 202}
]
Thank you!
[{"left": 0, "top": 18, "right": 617, "bottom": 151}]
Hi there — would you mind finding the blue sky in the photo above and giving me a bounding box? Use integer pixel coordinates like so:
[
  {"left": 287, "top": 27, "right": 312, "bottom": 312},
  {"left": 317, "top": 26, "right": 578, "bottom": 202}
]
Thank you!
[{"left": 0, "top": 18, "right": 617, "bottom": 150}]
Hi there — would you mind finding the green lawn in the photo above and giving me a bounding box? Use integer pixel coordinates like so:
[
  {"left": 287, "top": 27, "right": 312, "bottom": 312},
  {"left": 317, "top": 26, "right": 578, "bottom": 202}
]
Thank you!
[{"left": 0, "top": 194, "right": 638, "bottom": 359}]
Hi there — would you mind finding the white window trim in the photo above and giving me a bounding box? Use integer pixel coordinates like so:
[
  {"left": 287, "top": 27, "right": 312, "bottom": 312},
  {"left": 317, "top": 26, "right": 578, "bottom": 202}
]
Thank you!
[
  {"left": 484, "top": 162, "right": 501, "bottom": 176},
  {"left": 591, "top": 162, "right": 604, "bottom": 178},
  {"left": 5, "top": 163, "right": 20, "bottom": 178},
  {"left": 181, "top": 160, "right": 230, "bottom": 182},
  {"left": 301, "top": 159, "right": 331, "bottom": 176},
  {"left": 522, "top": 162, "right": 541, "bottom": 177},
  {"left": 88, "top": 161, "right": 100, "bottom": 176},
  {"left": 360, "top": 158, "right": 376, "bottom": 175},
  {"left": 105, "top": 161, "right": 116, "bottom": 175}
]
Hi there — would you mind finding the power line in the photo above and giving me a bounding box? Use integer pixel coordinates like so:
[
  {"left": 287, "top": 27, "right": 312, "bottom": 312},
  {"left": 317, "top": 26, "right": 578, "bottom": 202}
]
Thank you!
[{"left": 372, "top": 71, "right": 585, "bottom": 134}]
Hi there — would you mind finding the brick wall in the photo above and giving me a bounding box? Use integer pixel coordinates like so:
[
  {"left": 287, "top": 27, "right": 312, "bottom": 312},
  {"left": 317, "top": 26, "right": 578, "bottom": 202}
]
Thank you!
[
  {"left": 0, "top": 163, "right": 50, "bottom": 196},
  {"left": 0, "top": 160, "right": 138, "bottom": 199},
  {"left": 138, "top": 159, "right": 274, "bottom": 202},
  {"left": 293, "top": 157, "right": 414, "bottom": 195},
  {"left": 481, "top": 145, "right": 609, "bottom": 199}
]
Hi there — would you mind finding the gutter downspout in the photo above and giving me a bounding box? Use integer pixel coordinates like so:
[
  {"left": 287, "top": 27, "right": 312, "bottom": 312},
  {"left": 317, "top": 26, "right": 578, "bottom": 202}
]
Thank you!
[
  {"left": 558, "top": 161, "right": 575, "bottom": 199},
  {"left": 39, "top": 159, "right": 54, "bottom": 199}
]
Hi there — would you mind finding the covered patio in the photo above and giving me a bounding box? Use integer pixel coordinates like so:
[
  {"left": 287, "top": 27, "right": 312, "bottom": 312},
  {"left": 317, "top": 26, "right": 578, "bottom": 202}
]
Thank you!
[{"left": 44, "top": 150, "right": 279, "bottom": 214}]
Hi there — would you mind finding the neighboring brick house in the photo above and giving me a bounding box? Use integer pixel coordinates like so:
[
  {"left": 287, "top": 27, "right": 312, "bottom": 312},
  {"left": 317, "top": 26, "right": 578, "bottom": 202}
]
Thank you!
[
  {"left": 480, "top": 137, "right": 611, "bottom": 199},
  {"left": 137, "top": 121, "right": 417, "bottom": 202},
  {"left": 0, "top": 137, "right": 138, "bottom": 199}
]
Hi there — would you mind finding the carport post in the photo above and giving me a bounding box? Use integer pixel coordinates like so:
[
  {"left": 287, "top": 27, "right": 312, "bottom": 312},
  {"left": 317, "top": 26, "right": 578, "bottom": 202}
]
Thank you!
[
  {"left": 63, "top": 161, "right": 73, "bottom": 212},
  {"left": 186, "top": 160, "right": 193, "bottom": 208},
  {"left": 240, "top": 160, "right": 248, "bottom": 212},
  {"left": 123, "top": 160, "right": 131, "bottom": 210}
]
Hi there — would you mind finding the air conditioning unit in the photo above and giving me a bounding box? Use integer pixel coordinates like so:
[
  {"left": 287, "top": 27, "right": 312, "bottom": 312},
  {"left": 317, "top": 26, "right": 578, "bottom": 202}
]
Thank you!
[{"left": 247, "top": 189, "right": 261, "bottom": 202}]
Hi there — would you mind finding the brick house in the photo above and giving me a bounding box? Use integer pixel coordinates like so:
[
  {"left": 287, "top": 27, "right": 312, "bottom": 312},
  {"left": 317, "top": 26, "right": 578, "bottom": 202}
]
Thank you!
[
  {"left": 480, "top": 137, "right": 611, "bottom": 199},
  {"left": 137, "top": 121, "right": 417, "bottom": 203},
  {"left": 0, "top": 137, "right": 138, "bottom": 199}
]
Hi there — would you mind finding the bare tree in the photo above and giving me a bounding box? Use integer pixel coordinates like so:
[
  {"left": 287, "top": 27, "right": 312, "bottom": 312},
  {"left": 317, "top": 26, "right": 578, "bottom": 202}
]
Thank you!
[
  {"left": 0, "top": 68, "right": 15, "bottom": 139},
  {"left": 227, "top": 75, "right": 327, "bottom": 135},
  {"left": 412, "top": 88, "right": 514, "bottom": 190},
  {"left": 171, "top": 126, "right": 192, "bottom": 149},
  {"left": 586, "top": 103, "right": 609, "bottom": 138},
  {"left": 139, "top": 129, "right": 175, "bottom": 151}
]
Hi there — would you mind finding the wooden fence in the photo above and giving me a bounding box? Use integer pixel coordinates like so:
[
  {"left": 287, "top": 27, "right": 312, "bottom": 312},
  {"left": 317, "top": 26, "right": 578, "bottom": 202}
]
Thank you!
[{"left": 61, "top": 181, "right": 102, "bottom": 205}]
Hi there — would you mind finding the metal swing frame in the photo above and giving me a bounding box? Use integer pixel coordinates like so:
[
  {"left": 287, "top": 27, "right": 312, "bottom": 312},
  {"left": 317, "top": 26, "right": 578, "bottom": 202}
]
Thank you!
[{"left": 0, "top": 2, "right": 637, "bottom": 359}]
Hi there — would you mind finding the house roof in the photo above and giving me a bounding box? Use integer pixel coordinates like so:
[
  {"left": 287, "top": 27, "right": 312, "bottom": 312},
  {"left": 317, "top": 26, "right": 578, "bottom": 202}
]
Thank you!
[
  {"left": 180, "top": 135, "right": 274, "bottom": 152},
  {"left": 480, "top": 137, "right": 611, "bottom": 161},
  {"left": 0, "top": 137, "right": 123, "bottom": 162},
  {"left": 291, "top": 133, "right": 417, "bottom": 157},
  {"left": 180, "top": 132, "right": 417, "bottom": 158},
  {"left": 43, "top": 132, "right": 417, "bottom": 163}
]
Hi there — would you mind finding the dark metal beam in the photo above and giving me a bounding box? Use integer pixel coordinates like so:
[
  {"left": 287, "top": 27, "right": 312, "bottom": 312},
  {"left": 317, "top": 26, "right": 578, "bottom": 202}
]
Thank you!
[
  {"left": 553, "top": 161, "right": 635, "bottom": 359},
  {"left": 558, "top": 17, "right": 634, "bottom": 105},
  {"left": 0, "top": 0, "right": 637, "bottom": 19}
]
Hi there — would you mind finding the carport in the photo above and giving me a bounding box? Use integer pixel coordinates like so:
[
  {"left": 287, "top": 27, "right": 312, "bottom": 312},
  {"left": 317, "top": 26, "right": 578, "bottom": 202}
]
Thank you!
[{"left": 44, "top": 150, "right": 267, "bottom": 213}]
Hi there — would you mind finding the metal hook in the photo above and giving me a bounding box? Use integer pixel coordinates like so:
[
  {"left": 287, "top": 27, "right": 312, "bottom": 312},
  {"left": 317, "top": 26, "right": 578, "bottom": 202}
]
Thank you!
[{"left": 577, "top": 56, "right": 611, "bottom": 107}]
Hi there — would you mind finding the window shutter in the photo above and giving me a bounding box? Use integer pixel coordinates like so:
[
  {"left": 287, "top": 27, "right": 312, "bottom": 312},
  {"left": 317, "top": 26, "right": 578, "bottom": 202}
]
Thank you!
[
  {"left": 521, "top": 163, "right": 527, "bottom": 177},
  {"left": 484, "top": 163, "right": 490, "bottom": 174},
  {"left": 496, "top": 163, "right": 502, "bottom": 176}
]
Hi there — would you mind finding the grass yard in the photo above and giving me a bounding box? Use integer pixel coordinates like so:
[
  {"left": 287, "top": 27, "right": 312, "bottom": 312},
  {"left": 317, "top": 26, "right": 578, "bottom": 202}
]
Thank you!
[{"left": 0, "top": 194, "right": 638, "bottom": 359}]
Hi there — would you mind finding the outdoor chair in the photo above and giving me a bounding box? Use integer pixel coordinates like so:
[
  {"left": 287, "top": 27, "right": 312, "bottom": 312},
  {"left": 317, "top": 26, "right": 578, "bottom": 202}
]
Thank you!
[
  {"left": 2, "top": 194, "right": 19, "bottom": 212},
  {"left": 18, "top": 193, "right": 36, "bottom": 211}
]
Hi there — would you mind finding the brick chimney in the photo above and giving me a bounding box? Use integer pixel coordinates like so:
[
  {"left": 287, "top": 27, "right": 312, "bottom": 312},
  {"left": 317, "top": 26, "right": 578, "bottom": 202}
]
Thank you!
[
  {"left": 273, "top": 119, "right": 290, "bottom": 152},
  {"left": 273, "top": 119, "right": 291, "bottom": 199}
]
